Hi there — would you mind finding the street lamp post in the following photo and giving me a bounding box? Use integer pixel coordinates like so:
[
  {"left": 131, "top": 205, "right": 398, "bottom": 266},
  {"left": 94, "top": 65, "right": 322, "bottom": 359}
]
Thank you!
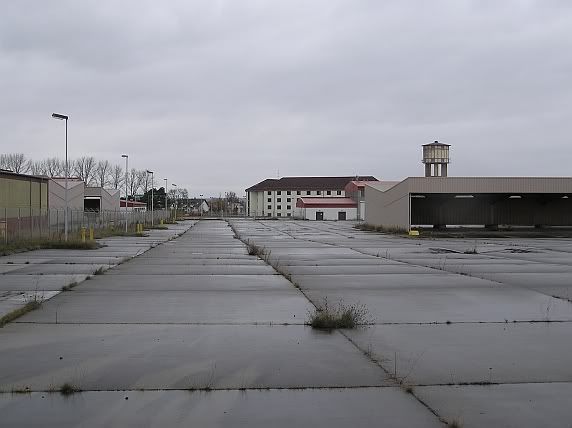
[
  {"left": 199, "top": 194, "right": 204, "bottom": 217},
  {"left": 164, "top": 178, "right": 168, "bottom": 220},
  {"left": 172, "top": 184, "right": 177, "bottom": 220},
  {"left": 52, "top": 113, "right": 69, "bottom": 241},
  {"left": 147, "top": 170, "right": 154, "bottom": 226},
  {"left": 121, "top": 155, "right": 129, "bottom": 233}
]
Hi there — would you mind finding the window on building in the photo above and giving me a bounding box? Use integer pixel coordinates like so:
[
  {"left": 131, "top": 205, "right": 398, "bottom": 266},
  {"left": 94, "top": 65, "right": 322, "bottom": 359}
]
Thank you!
[
  {"left": 287, "top": 213, "right": 291, "bottom": 217},
  {"left": 277, "top": 212, "right": 282, "bottom": 217},
  {"left": 287, "top": 198, "right": 291, "bottom": 202},
  {"left": 268, "top": 191, "right": 271, "bottom": 195},
  {"left": 337, "top": 190, "right": 342, "bottom": 195},
  {"left": 297, "top": 191, "right": 301, "bottom": 195},
  {"left": 317, "top": 190, "right": 321, "bottom": 195},
  {"left": 277, "top": 191, "right": 281, "bottom": 195},
  {"left": 359, "top": 189, "right": 365, "bottom": 197},
  {"left": 327, "top": 190, "right": 331, "bottom": 195},
  {"left": 287, "top": 205, "right": 291, "bottom": 210},
  {"left": 306, "top": 191, "right": 311, "bottom": 195},
  {"left": 277, "top": 198, "right": 281, "bottom": 202},
  {"left": 267, "top": 198, "right": 271, "bottom": 202},
  {"left": 277, "top": 205, "right": 281, "bottom": 210},
  {"left": 287, "top": 191, "right": 291, "bottom": 195},
  {"left": 267, "top": 213, "right": 271, "bottom": 217},
  {"left": 267, "top": 205, "right": 271, "bottom": 210}
]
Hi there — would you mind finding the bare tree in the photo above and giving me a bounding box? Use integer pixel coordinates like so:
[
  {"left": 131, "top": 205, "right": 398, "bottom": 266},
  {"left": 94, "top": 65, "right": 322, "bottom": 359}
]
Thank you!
[
  {"left": 138, "top": 170, "right": 150, "bottom": 195},
  {"left": 109, "top": 164, "right": 124, "bottom": 189},
  {"left": 95, "top": 160, "right": 112, "bottom": 188},
  {"left": 129, "top": 169, "right": 143, "bottom": 197},
  {"left": 73, "top": 156, "right": 97, "bottom": 184},
  {"left": 45, "top": 158, "right": 64, "bottom": 177},
  {"left": 1, "top": 153, "right": 30, "bottom": 173},
  {"left": 28, "top": 160, "right": 47, "bottom": 175}
]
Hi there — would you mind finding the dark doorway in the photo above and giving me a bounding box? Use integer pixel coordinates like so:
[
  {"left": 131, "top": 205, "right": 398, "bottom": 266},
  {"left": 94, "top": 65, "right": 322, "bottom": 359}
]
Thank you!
[
  {"left": 338, "top": 211, "right": 346, "bottom": 221},
  {"left": 316, "top": 211, "right": 324, "bottom": 220}
]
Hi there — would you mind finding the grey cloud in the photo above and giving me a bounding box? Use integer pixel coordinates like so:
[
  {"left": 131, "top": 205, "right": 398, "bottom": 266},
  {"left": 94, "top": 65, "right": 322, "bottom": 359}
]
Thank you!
[{"left": 1, "top": 1, "right": 572, "bottom": 196}]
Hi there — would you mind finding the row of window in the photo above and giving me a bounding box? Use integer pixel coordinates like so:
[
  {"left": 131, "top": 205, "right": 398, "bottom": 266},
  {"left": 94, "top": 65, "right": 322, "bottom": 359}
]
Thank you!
[
  {"left": 267, "top": 190, "right": 342, "bottom": 196},
  {"left": 268, "top": 198, "right": 292, "bottom": 203},
  {"left": 268, "top": 205, "right": 291, "bottom": 210},
  {"left": 267, "top": 213, "right": 291, "bottom": 217}
]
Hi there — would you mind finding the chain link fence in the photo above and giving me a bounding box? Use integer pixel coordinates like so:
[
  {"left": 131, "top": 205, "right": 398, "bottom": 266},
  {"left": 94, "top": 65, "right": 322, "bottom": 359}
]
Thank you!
[{"left": 0, "top": 207, "right": 170, "bottom": 244}]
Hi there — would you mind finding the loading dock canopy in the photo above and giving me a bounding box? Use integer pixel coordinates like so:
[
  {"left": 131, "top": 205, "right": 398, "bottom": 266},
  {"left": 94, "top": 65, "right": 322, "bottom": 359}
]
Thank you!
[{"left": 365, "top": 177, "right": 572, "bottom": 229}]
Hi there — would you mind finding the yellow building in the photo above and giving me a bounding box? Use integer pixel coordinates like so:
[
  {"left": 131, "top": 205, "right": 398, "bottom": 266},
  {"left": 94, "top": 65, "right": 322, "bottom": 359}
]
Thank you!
[{"left": 0, "top": 169, "right": 49, "bottom": 239}]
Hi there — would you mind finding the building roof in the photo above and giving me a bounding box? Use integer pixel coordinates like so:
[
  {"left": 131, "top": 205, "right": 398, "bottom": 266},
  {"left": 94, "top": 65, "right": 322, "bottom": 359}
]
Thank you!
[
  {"left": 296, "top": 197, "right": 357, "bottom": 208},
  {"left": 368, "top": 177, "right": 572, "bottom": 195},
  {"left": 246, "top": 176, "right": 378, "bottom": 192},
  {"left": 423, "top": 140, "right": 450, "bottom": 147},
  {"left": 0, "top": 169, "right": 49, "bottom": 182}
]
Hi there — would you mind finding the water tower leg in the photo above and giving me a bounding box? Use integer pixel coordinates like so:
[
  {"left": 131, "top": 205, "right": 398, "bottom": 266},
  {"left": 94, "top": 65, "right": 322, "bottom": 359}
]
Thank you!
[
  {"left": 441, "top": 163, "right": 448, "bottom": 177},
  {"left": 425, "top": 164, "right": 431, "bottom": 177}
]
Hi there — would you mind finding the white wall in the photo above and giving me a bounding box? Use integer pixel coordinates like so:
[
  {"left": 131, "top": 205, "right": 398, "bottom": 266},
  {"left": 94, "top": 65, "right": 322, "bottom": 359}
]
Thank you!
[
  {"left": 248, "top": 189, "right": 346, "bottom": 217},
  {"left": 48, "top": 179, "right": 85, "bottom": 210},
  {"left": 296, "top": 206, "right": 357, "bottom": 221}
]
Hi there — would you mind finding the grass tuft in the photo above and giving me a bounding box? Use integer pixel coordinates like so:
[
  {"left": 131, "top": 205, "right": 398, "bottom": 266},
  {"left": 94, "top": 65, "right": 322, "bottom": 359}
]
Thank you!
[
  {"left": 0, "top": 300, "right": 42, "bottom": 328},
  {"left": 59, "top": 383, "right": 81, "bottom": 396},
  {"left": 93, "top": 267, "right": 105, "bottom": 275},
  {"left": 0, "top": 239, "right": 98, "bottom": 256},
  {"left": 307, "top": 298, "right": 371, "bottom": 330},
  {"left": 354, "top": 223, "right": 407, "bottom": 235},
  {"left": 61, "top": 282, "right": 78, "bottom": 292}
]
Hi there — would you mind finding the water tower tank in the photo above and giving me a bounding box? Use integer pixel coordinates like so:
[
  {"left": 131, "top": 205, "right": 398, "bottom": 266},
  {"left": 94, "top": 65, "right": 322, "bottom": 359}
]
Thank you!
[{"left": 422, "top": 141, "right": 450, "bottom": 177}]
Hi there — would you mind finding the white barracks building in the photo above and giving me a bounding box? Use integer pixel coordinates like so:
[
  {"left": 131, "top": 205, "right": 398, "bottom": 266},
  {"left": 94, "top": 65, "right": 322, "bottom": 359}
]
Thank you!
[{"left": 246, "top": 176, "right": 377, "bottom": 219}]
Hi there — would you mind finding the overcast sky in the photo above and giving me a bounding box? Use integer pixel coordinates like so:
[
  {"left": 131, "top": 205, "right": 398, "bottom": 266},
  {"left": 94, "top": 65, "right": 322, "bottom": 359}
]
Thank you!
[{"left": 1, "top": 1, "right": 571, "bottom": 196}]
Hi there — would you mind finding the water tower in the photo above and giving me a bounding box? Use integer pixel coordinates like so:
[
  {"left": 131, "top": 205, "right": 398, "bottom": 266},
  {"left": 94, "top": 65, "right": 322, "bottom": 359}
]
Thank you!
[{"left": 422, "top": 141, "right": 450, "bottom": 177}]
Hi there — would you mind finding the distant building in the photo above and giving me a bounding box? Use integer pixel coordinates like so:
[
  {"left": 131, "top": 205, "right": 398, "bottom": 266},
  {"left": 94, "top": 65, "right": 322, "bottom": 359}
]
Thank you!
[
  {"left": 48, "top": 177, "right": 85, "bottom": 211},
  {"left": 344, "top": 181, "right": 371, "bottom": 221},
  {"left": 84, "top": 187, "right": 120, "bottom": 212},
  {"left": 365, "top": 142, "right": 572, "bottom": 230},
  {"left": 188, "top": 198, "right": 209, "bottom": 215},
  {"left": 120, "top": 199, "right": 147, "bottom": 212},
  {"left": 0, "top": 170, "right": 49, "bottom": 239},
  {"left": 295, "top": 197, "right": 357, "bottom": 221},
  {"left": 246, "top": 176, "right": 377, "bottom": 218}
]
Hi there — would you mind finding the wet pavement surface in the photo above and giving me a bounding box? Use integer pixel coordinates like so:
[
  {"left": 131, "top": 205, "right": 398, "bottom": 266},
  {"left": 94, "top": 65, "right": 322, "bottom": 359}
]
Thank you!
[{"left": 1, "top": 219, "right": 571, "bottom": 426}]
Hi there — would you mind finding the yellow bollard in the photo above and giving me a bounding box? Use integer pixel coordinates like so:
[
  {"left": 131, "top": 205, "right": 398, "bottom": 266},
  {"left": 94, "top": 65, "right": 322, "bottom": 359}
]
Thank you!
[
  {"left": 160, "top": 219, "right": 164, "bottom": 225},
  {"left": 81, "top": 227, "right": 86, "bottom": 242},
  {"left": 408, "top": 230, "right": 419, "bottom": 236},
  {"left": 89, "top": 227, "right": 94, "bottom": 241}
]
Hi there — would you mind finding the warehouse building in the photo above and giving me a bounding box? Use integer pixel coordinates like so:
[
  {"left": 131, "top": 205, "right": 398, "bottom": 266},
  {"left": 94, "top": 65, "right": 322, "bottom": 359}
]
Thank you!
[
  {"left": 295, "top": 197, "right": 357, "bottom": 220},
  {"left": 246, "top": 176, "right": 377, "bottom": 217},
  {"left": 365, "top": 143, "right": 572, "bottom": 230},
  {"left": 0, "top": 170, "right": 49, "bottom": 239}
]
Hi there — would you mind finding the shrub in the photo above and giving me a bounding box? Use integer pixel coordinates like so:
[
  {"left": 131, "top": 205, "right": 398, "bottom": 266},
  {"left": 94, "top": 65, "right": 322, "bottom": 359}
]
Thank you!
[{"left": 307, "top": 298, "right": 370, "bottom": 329}]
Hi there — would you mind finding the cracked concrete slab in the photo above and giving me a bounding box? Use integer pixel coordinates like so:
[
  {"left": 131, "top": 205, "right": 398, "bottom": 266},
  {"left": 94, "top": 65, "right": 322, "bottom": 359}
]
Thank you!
[
  {"left": 0, "top": 388, "right": 442, "bottom": 428},
  {"left": 416, "top": 383, "right": 572, "bottom": 428}
]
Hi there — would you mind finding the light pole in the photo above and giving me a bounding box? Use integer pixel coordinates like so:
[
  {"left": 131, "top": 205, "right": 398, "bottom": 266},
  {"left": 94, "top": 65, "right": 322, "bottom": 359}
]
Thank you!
[
  {"left": 52, "top": 113, "right": 69, "bottom": 241},
  {"left": 164, "top": 178, "right": 168, "bottom": 219},
  {"left": 200, "top": 194, "right": 204, "bottom": 217},
  {"left": 147, "top": 170, "right": 154, "bottom": 226},
  {"left": 172, "top": 184, "right": 178, "bottom": 220},
  {"left": 121, "top": 154, "right": 129, "bottom": 233}
]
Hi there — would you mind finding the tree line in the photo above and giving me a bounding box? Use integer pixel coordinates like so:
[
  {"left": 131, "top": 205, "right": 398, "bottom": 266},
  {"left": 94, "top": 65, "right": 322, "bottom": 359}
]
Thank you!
[{"left": 0, "top": 153, "right": 184, "bottom": 198}]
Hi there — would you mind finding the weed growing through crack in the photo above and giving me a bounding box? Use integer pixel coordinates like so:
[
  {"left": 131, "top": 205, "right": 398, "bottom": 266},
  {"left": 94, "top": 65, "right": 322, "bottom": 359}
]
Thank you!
[
  {"left": 93, "top": 267, "right": 105, "bottom": 275},
  {"left": 59, "top": 383, "right": 81, "bottom": 396},
  {"left": 61, "top": 282, "right": 78, "bottom": 292},
  {"left": 307, "top": 298, "right": 371, "bottom": 329},
  {"left": 448, "top": 417, "right": 463, "bottom": 428}
]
